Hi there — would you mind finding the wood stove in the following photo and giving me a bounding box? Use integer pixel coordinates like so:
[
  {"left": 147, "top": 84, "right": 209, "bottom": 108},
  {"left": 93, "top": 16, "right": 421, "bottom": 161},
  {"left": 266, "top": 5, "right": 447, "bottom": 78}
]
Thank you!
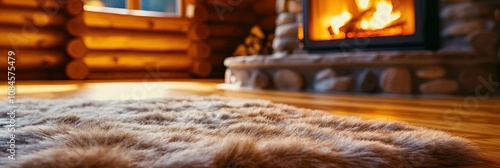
[{"left": 302, "top": 0, "right": 440, "bottom": 52}]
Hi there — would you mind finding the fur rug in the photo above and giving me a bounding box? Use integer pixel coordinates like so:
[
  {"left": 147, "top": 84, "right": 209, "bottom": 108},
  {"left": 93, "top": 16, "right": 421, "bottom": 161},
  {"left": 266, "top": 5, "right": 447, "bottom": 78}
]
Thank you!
[{"left": 0, "top": 96, "right": 479, "bottom": 168}]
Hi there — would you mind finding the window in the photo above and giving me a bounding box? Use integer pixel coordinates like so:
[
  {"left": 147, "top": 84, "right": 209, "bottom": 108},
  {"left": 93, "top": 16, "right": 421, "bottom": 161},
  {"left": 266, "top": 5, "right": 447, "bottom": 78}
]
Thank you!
[{"left": 84, "top": 0, "right": 180, "bottom": 16}]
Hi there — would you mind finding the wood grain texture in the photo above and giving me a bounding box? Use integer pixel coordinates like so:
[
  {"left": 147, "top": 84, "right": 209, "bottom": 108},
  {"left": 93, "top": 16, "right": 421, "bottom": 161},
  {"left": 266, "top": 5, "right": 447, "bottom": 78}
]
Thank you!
[
  {"left": 82, "top": 28, "right": 189, "bottom": 51},
  {"left": 0, "top": 0, "right": 83, "bottom": 15},
  {"left": 81, "top": 11, "right": 192, "bottom": 33},
  {"left": 0, "top": 6, "right": 66, "bottom": 27},
  {"left": 0, "top": 80, "right": 498, "bottom": 167},
  {"left": 0, "top": 26, "right": 67, "bottom": 49}
]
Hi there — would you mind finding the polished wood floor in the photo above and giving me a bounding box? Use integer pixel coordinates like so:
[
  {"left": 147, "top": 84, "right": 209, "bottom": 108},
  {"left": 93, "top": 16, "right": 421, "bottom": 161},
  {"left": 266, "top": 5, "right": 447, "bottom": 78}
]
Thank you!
[{"left": 1, "top": 79, "right": 499, "bottom": 167}]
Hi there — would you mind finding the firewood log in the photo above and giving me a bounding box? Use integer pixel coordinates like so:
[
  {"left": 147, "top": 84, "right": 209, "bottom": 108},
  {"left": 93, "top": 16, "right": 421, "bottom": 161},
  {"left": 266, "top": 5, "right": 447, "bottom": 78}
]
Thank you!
[
  {"left": 0, "top": 48, "right": 67, "bottom": 70},
  {"left": 80, "top": 11, "right": 192, "bottom": 33},
  {"left": 81, "top": 51, "right": 193, "bottom": 71},
  {"left": 232, "top": 26, "right": 274, "bottom": 56},
  {"left": 0, "top": 0, "right": 83, "bottom": 15},
  {"left": 340, "top": 8, "right": 375, "bottom": 32},
  {"left": 81, "top": 28, "right": 189, "bottom": 51},
  {"left": 244, "top": 35, "right": 263, "bottom": 55},
  {"left": 233, "top": 44, "right": 247, "bottom": 56},
  {"left": 0, "top": 26, "right": 67, "bottom": 48},
  {"left": 0, "top": 6, "right": 66, "bottom": 27}
]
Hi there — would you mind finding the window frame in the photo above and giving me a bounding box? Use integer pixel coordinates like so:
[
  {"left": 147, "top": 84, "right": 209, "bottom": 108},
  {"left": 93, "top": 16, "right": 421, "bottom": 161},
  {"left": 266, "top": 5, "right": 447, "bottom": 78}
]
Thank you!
[{"left": 82, "top": 0, "right": 186, "bottom": 17}]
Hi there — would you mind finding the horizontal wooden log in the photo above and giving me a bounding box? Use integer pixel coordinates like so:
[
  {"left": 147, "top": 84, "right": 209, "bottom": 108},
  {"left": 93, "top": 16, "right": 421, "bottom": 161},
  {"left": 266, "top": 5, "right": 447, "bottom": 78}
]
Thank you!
[
  {"left": 0, "top": 0, "right": 83, "bottom": 15},
  {"left": 81, "top": 51, "right": 193, "bottom": 71},
  {"left": 0, "top": 71, "right": 67, "bottom": 80},
  {"left": 252, "top": 0, "right": 276, "bottom": 16},
  {"left": 65, "top": 0, "right": 83, "bottom": 15},
  {"left": 188, "top": 42, "right": 211, "bottom": 59},
  {"left": 190, "top": 61, "right": 212, "bottom": 77},
  {"left": 66, "top": 38, "right": 87, "bottom": 58},
  {"left": 188, "top": 23, "right": 210, "bottom": 41},
  {"left": 82, "top": 28, "right": 189, "bottom": 51},
  {"left": 0, "top": 0, "right": 59, "bottom": 9},
  {"left": 87, "top": 71, "right": 190, "bottom": 80},
  {"left": 66, "top": 60, "right": 89, "bottom": 80},
  {"left": 78, "top": 10, "right": 192, "bottom": 33},
  {"left": 0, "top": 6, "right": 66, "bottom": 27},
  {"left": 0, "top": 26, "right": 67, "bottom": 49},
  {"left": 0, "top": 48, "right": 67, "bottom": 70},
  {"left": 66, "top": 16, "right": 88, "bottom": 36},
  {"left": 194, "top": 3, "right": 257, "bottom": 24},
  {"left": 66, "top": 59, "right": 192, "bottom": 80}
]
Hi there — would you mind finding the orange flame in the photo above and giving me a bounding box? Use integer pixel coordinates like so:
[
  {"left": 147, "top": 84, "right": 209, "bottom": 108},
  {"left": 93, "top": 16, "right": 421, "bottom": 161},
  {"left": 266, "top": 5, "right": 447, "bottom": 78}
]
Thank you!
[
  {"left": 330, "top": 10, "right": 352, "bottom": 38},
  {"left": 360, "top": 0, "right": 401, "bottom": 30}
]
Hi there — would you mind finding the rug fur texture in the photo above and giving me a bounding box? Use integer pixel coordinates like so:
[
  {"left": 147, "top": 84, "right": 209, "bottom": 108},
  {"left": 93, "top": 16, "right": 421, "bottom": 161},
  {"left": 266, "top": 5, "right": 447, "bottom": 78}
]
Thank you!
[{"left": 0, "top": 96, "right": 479, "bottom": 168}]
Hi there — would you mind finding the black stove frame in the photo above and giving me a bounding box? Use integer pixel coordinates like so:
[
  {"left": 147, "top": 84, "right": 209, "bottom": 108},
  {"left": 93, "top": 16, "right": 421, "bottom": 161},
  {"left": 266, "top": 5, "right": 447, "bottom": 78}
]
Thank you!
[{"left": 302, "top": 0, "right": 440, "bottom": 52}]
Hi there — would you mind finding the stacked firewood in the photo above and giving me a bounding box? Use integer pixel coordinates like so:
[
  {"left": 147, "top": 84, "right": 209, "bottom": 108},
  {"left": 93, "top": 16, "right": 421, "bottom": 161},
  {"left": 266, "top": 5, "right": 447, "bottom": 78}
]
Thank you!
[
  {"left": 232, "top": 0, "right": 277, "bottom": 56},
  {"left": 273, "top": 0, "right": 302, "bottom": 55},
  {"left": 191, "top": 0, "right": 276, "bottom": 77},
  {"left": 440, "top": 0, "right": 500, "bottom": 60},
  {"left": 0, "top": 0, "right": 83, "bottom": 80},
  {"left": 233, "top": 26, "right": 274, "bottom": 56}
]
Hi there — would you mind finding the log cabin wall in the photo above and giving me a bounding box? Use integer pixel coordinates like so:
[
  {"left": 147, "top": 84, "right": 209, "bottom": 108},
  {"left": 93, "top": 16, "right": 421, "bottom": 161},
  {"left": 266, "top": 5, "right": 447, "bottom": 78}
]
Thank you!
[
  {"left": 0, "top": 0, "right": 84, "bottom": 80},
  {"left": 65, "top": 1, "right": 195, "bottom": 79},
  {"left": 0, "top": 0, "right": 277, "bottom": 80}
]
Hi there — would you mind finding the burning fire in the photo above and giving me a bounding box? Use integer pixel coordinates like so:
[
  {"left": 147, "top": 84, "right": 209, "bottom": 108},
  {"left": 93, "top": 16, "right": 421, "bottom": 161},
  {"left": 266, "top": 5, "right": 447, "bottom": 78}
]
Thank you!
[
  {"left": 330, "top": 10, "right": 352, "bottom": 39},
  {"left": 356, "top": 0, "right": 371, "bottom": 10},
  {"left": 360, "top": 0, "right": 401, "bottom": 30},
  {"left": 328, "top": 0, "right": 403, "bottom": 39}
]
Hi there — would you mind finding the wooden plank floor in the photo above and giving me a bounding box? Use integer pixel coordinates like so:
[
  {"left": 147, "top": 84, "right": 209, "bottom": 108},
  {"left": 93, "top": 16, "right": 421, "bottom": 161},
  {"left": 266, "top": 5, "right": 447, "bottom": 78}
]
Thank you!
[{"left": 1, "top": 79, "right": 499, "bottom": 167}]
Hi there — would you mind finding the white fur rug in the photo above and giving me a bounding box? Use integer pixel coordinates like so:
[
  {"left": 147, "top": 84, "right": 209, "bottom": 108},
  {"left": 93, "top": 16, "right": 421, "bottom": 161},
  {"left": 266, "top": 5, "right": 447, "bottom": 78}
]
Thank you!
[{"left": 0, "top": 96, "right": 479, "bottom": 168}]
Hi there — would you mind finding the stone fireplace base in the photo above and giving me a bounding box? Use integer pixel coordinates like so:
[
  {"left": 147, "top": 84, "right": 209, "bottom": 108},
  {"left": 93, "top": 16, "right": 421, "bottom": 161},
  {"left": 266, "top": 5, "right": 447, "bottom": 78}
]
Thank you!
[{"left": 223, "top": 51, "right": 499, "bottom": 96}]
